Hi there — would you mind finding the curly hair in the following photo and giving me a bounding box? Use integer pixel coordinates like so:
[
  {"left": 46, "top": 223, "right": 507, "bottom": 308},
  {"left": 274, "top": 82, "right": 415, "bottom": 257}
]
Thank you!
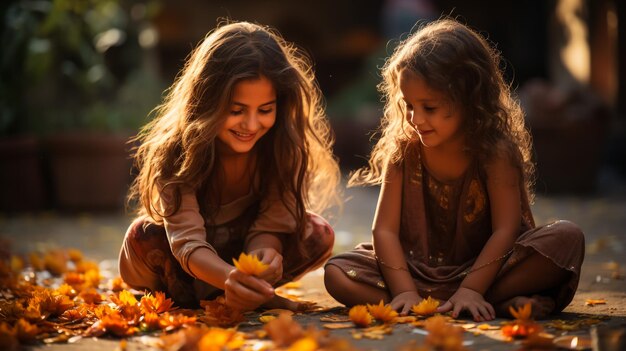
[
  {"left": 350, "top": 18, "right": 534, "bottom": 201},
  {"left": 128, "top": 21, "right": 341, "bottom": 236}
]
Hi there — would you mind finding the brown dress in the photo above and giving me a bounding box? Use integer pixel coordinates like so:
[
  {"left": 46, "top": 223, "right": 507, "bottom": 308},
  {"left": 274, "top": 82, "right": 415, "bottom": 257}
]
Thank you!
[
  {"left": 326, "top": 142, "right": 585, "bottom": 312},
  {"left": 119, "top": 187, "right": 334, "bottom": 308}
]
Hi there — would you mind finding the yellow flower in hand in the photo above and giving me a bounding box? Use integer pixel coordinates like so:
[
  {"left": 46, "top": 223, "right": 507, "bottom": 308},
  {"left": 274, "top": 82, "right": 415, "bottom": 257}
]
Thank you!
[{"left": 233, "top": 253, "right": 268, "bottom": 276}]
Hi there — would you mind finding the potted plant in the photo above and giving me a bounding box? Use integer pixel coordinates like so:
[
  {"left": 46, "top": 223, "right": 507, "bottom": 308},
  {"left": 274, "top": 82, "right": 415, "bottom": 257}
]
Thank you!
[{"left": 1, "top": 0, "right": 165, "bottom": 212}]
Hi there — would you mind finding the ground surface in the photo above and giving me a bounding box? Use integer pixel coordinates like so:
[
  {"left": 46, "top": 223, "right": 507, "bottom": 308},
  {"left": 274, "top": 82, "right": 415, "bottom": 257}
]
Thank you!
[{"left": 1, "top": 179, "right": 626, "bottom": 350}]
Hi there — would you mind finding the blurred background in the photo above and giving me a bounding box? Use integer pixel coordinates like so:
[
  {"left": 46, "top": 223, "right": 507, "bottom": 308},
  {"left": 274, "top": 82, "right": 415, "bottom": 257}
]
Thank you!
[{"left": 0, "top": 0, "right": 625, "bottom": 219}]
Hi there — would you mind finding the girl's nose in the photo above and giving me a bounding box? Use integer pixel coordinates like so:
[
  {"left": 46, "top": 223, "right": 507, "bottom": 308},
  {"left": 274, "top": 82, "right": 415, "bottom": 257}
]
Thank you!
[
  {"left": 242, "top": 112, "right": 259, "bottom": 130},
  {"left": 410, "top": 111, "right": 424, "bottom": 126}
]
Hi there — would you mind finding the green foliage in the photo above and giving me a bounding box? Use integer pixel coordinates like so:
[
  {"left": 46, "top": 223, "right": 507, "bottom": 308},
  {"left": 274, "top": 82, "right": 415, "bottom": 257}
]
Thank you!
[{"left": 1, "top": 0, "right": 165, "bottom": 135}]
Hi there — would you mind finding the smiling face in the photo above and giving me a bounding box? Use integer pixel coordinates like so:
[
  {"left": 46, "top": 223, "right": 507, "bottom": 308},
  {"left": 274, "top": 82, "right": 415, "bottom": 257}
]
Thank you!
[
  {"left": 399, "top": 69, "right": 465, "bottom": 150},
  {"left": 216, "top": 76, "right": 277, "bottom": 156}
]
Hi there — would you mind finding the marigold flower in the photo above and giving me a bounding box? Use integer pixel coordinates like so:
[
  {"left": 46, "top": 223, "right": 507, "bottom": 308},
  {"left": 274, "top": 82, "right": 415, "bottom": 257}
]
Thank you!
[
  {"left": 140, "top": 291, "right": 176, "bottom": 314},
  {"left": 509, "top": 302, "right": 532, "bottom": 321},
  {"left": 287, "top": 336, "right": 318, "bottom": 351},
  {"left": 424, "top": 315, "right": 466, "bottom": 351},
  {"left": 13, "top": 319, "right": 39, "bottom": 343},
  {"left": 198, "top": 328, "right": 245, "bottom": 351},
  {"left": 67, "top": 248, "right": 83, "bottom": 263},
  {"left": 349, "top": 305, "right": 373, "bottom": 327},
  {"left": 367, "top": 300, "right": 398, "bottom": 323},
  {"left": 232, "top": 253, "right": 268, "bottom": 276},
  {"left": 99, "top": 311, "right": 138, "bottom": 337},
  {"left": 411, "top": 296, "right": 440, "bottom": 316}
]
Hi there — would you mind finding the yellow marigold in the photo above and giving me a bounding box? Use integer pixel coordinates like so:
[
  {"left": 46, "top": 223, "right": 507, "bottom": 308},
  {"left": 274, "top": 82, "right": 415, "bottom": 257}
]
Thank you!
[
  {"left": 141, "top": 312, "right": 161, "bottom": 330},
  {"left": 44, "top": 249, "right": 67, "bottom": 275},
  {"left": 109, "top": 277, "right": 126, "bottom": 292},
  {"left": 99, "top": 311, "right": 138, "bottom": 337},
  {"left": 28, "top": 252, "right": 44, "bottom": 271},
  {"left": 367, "top": 300, "right": 398, "bottom": 323},
  {"left": 55, "top": 283, "right": 77, "bottom": 298},
  {"left": 140, "top": 291, "right": 176, "bottom": 314},
  {"left": 10, "top": 255, "right": 23, "bottom": 273},
  {"left": 424, "top": 315, "right": 466, "bottom": 351},
  {"left": 75, "top": 260, "right": 99, "bottom": 274},
  {"left": 30, "top": 289, "right": 74, "bottom": 318},
  {"left": 411, "top": 296, "right": 440, "bottom": 316},
  {"left": 0, "top": 322, "right": 18, "bottom": 351},
  {"left": 84, "top": 269, "right": 101, "bottom": 288},
  {"left": 349, "top": 305, "right": 372, "bottom": 327},
  {"left": 67, "top": 248, "right": 83, "bottom": 263},
  {"left": 78, "top": 288, "right": 104, "bottom": 305},
  {"left": 13, "top": 319, "right": 39, "bottom": 343},
  {"left": 63, "top": 272, "right": 85, "bottom": 287},
  {"left": 198, "top": 328, "right": 245, "bottom": 351},
  {"left": 232, "top": 253, "right": 268, "bottom": 276},
  {"left": 509, "top": 302, "right": 532, "bottom": 321},
  {"left": 287, "top": 336, "right": 318, "bottom": 351}
]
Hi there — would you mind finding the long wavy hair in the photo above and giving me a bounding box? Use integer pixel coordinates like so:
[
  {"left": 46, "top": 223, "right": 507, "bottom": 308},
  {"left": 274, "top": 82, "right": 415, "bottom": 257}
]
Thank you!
[
  {"left": 350, "top": 18, "right": 534, "bottom": 201},
  {"left": 128, "top": 21, "right": 341, "bottom": 238}
]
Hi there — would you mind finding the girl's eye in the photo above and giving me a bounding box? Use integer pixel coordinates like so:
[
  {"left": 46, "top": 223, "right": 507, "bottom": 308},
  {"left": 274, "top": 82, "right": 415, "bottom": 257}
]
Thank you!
[
  {"left": 230, "top": 110, "right": 244, "bottom": 116},
  {"left": 424, "top": 106, "right": 437, "bottom": 112},
  {"left": 259, "top": 108, "right": 274, "bottom": 115}
]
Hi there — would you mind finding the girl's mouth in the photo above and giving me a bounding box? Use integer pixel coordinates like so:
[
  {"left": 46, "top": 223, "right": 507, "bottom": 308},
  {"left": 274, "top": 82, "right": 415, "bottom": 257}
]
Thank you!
[{"left": 231, "top": 130, "right": 256, "bottom": 141}]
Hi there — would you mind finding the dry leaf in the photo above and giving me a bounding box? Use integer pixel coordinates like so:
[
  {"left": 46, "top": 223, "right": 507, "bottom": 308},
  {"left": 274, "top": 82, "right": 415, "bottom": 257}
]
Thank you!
[
  {"left": 323, "top": 323, "right": 354, "bottom": 329},
  {"left": 585, "top": 299, "right": 607, "bottom": 306},
  {"left": 259, "top": 315, "right": 276, "bottom": 323},
  {"left": 199, "top": 297, "right": 244, "bottom": 327},
  {"left": 319, "top": 315, "right": 350, "bottom": 323},
  {"left": 286, "top": 336, "right": 318, "bottom": 351}
]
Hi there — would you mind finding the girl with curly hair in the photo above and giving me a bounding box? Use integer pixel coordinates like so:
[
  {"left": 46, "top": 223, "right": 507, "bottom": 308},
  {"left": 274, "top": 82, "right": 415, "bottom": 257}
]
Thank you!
[
  {"left": 119, "top": 21, "right": 341, "bottom": 311},
  {"left": 324, "top": 18, "right": 584, "bottom": 321}
]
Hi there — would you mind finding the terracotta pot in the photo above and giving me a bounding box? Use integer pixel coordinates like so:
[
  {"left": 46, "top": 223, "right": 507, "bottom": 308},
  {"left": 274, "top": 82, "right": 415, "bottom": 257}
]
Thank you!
[{"left": 44, "top": 132, "right": 134, "bottom": 211}]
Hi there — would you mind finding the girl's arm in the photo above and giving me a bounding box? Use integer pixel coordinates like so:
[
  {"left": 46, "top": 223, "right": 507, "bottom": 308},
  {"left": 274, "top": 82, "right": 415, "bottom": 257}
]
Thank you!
[
  {"left": 437, "top": 153, "right": 521, "bottom": 321},
  {"left": 161, "top": 189, "right": 274, "bottom": 311},
  {"left": 373, "top": 163, "right": 421, "bottom": 314}
]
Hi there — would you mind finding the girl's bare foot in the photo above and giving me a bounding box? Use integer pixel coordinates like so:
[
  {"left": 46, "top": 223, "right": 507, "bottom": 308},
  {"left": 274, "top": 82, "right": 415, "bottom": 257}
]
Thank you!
[
  {"left": 496, "top": 295, "right": 555, "bottom": 320},
  {"left": 262, "top": 295, "right": 314, "bottom": 312}
]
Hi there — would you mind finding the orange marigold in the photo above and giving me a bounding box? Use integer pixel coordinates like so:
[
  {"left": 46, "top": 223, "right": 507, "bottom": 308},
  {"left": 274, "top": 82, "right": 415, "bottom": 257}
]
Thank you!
[
  {"left": 140, "top": 291, "right": 176, "bottom": 314},
  {"left": 349, "top": 305, "right": 373, "bottom": 327},
  {"left": 232, "top": 253, "right": 268, "bottom": 276},
  {"left": 198, "top": 328, "right": 245, "bottom": 351},
  {"left": 424, "top": 315, "right": 467, "bottom": 351},
  {"left": 411, "top": 296, "right": 440, "bottom": 316},
  {"left": 367, "top": 300, "right": 398, "bottom": 323}
]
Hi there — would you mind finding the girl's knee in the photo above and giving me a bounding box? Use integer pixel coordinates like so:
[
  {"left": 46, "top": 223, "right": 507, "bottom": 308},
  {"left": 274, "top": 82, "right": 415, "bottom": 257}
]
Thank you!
[
  {"left": 323, "top": 264, "right": 348, "bottom": 294},
  {"left": 550, "top": 220, "right": 585, "bottom": 247},
  {"left": 304, "top": 213, "right": 335, "bottom": 253}
]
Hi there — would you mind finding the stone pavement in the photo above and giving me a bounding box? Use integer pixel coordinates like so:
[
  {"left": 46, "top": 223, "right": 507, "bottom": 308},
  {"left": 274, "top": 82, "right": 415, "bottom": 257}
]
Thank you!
[{"left": 1, "top": 180, "right": 626, "bottom": 350}]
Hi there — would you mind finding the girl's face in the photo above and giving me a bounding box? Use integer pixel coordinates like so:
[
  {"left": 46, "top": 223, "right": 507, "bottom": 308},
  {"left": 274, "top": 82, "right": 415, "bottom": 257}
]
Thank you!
[
  {"left": 399, "top": 69, "right": 464, "bottom": 149},
  {"left": 217, "top": 75, "right": 277, "bottom": 155}
]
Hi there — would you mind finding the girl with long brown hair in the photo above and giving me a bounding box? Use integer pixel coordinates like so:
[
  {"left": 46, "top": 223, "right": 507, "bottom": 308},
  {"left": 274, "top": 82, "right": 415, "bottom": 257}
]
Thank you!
[
  {"left": 119, "top": 21, "right": 340, "bottom": 311},
  {"left": 324, "top": 18, "right": 584, "bottom": 321}
]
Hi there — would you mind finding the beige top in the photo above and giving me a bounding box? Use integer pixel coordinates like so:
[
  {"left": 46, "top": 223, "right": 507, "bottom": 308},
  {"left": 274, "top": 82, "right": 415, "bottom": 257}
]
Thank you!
[{"left": 159, "top": 186, "right": 297, "bottom": 278}]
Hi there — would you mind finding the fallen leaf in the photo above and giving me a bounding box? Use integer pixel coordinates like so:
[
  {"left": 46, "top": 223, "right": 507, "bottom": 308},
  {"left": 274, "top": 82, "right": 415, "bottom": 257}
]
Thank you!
[
  {"left": 323, "top": 323, "right": 353, "bottom": 329},
  {"left": 585, "top": 299, "right": 607, "bottom": 306}
]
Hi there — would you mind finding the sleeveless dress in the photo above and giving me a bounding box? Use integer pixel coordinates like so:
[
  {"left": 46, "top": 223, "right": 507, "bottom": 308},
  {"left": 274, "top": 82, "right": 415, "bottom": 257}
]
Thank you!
[
  {"left": 119, "top": 186, "right": 334, "bottom": 307},
  {"left": 326, "top": 142, "right": 584, "bottom": 312}
]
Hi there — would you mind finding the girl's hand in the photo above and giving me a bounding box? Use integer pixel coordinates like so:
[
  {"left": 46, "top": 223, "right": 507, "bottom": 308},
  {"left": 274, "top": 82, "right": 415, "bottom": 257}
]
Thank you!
[
  {"left": 248, "top": 247, "right": 283, "bottom": 285},
  {"left": 436, "top": 287, "right": 495, "bottom": 322},
  {"left": 224, "top": 268, "right": 275, "bottom": 311},
  {"left": 390, "top": 291, "right": 422, "bottom": 316}
]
